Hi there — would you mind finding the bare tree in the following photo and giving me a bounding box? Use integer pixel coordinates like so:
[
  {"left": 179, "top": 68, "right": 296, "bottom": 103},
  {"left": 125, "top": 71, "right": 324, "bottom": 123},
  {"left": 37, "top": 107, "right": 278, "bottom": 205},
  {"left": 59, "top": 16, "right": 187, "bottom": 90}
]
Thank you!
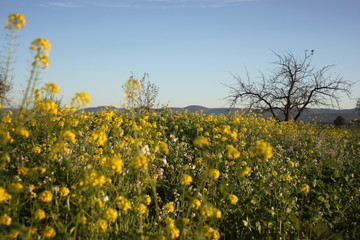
[
  {"left": 130, "top": 73, "right": 159, "bottom": 112},
  {"left": 225, "top": 50, "right": 353, "bottom": 121}
]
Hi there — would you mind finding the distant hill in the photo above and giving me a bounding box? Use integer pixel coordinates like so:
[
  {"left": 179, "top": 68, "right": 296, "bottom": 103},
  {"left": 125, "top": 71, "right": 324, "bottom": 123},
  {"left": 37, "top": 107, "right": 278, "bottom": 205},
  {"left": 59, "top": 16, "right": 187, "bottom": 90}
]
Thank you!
[{"left": 2, "top": 105, "right": 358, "bottom": 125}]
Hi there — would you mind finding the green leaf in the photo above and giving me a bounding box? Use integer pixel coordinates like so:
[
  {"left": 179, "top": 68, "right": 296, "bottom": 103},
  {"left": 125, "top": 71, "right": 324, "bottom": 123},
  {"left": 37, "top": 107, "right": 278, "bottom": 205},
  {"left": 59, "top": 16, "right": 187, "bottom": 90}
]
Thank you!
[
  {"left": 313, "top": 222, "right": 331, "bottom": 238},
  {"left": 327, "top": 233, "right": 343, "bottom": 240},
  {"left": 288, "top": 212, "right": 301, "bottom": 232}
]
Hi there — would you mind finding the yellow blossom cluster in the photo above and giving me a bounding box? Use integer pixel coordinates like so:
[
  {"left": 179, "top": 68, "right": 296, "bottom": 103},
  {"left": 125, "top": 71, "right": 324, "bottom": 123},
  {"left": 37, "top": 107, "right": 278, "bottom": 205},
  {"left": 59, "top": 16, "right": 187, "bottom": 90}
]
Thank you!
[
  {"left": 103, "top": 208, "right": 118, "bottom": 223},
  {"left": 181, "top": 174, "right": 193, "bottom": 186},
  {"left": 131, "top": 154, "right": 149, "bottom": 170},
  {"left": 38, "top": 190, "right": 53, "bottom": 202},
  {"left": 116, "top": 196, "right": 132, "bottom": 212},
  {"left": 42, "top": 83, "right": 60, "bottom": 95},
  {"left": 34, "top": 209, "right": 46, "bottom": 221},
  {"left": 105, "top": 156, "right": 124, "bottom": 174},
  {"left": 208, "top": 169, "right": 220, "bottom": 180},
  {"left": 0, "top": 187, "right": 12, "bottom": 203},
  {"left": 5, "top": 13, "right": 26, "bottom": 31},
  {"left": 30, "top": 38, "right": 51, "bottom": 56},
  {"left": 90, "top": 129, "right": 107, "bottom": 146},
  {"left": 252, "top": 140, "right": 274, "bottom": 160},
  {"left": 164, "top": 217, "right": 180, "bottom": 239},
  {"left": 193, "top": 136, "right": 210, "bottom": 148},
  {"left": 200, "top": 205, "right": 222, "bottom": 220},
  {"left": 164, "top": 202, "right": 175, "bottom": 213},
  {"left": 79, "top": 171, "right": 110, "bottom": 187},
  {"left": 71, "top": 92, "right": 91, "bottom": 107},
  {"left": 61, "top": 130, "right": 76, "bottom": 144},
  {"left": 226, "top": 144, "right": 240, "bottom": 159},
  {"left": 35, "top": 99, "right": 59, "bottom": 115},
  {"left": 203, "top": 225, "right": 221, "bottom": 240},
  {"left": 0, "top": 73, "right": 358, "bottom": 239},
  {"left": 227, "top": 194, "right": 239, "bottom": 205},
  {"left": 0, "top": 213, "right": 12, "bottom": 225},
  {"left": 124, "top": 78, "right": 141, "bottom": 101}
]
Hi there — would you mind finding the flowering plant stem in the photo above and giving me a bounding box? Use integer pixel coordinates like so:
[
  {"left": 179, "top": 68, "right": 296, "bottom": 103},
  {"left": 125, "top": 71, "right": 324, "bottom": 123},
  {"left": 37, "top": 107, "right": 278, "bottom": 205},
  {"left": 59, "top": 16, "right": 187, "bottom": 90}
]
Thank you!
[
  {"left": 1, "top": 29, "right": 16, "bottom": 106},
  {"left": 20, "top": 63, "right": 40, "bottom": 109}
]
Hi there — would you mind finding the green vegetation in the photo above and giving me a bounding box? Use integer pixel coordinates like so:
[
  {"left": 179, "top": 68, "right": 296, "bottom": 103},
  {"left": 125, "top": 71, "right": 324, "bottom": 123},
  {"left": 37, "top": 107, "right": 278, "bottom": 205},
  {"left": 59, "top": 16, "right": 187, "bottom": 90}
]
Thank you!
[{"left": 1, "top": 13, "right": 359, "bottom": 240}]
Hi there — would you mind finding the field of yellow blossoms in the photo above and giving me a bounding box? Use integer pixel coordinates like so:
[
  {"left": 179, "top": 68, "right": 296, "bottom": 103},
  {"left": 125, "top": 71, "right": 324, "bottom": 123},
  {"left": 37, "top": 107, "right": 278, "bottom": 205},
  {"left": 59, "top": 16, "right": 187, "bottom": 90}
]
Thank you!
[{"left": 1, "top": 13, "right": 360, "bottom": 240}]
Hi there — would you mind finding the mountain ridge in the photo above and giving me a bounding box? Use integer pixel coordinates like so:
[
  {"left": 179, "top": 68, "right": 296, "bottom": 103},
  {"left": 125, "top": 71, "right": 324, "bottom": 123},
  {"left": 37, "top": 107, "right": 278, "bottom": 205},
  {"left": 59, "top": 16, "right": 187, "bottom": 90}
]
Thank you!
[{"left": 1, "top": 105, "right": 358, "bottom": 124}]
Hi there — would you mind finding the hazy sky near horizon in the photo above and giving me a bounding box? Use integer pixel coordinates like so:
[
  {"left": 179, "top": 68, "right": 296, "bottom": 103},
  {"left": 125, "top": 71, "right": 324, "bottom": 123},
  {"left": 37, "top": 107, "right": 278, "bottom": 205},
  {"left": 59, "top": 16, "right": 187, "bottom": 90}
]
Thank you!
[{"left": 1, "top": 0, "right": 359, "bottom": 108}]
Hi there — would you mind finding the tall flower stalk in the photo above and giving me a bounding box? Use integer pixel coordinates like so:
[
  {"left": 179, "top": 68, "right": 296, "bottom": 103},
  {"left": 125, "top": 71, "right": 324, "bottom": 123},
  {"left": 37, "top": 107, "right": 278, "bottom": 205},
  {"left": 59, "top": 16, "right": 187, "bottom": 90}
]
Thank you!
[
  {"left": 1, "top": 13, "right": 26, "bottom": 106},
  {"left": 123, "top": 76, "right": 141, "bottom": 109},
  {"left": 21, "top": 38, "right": 51, "bottom": 108}
]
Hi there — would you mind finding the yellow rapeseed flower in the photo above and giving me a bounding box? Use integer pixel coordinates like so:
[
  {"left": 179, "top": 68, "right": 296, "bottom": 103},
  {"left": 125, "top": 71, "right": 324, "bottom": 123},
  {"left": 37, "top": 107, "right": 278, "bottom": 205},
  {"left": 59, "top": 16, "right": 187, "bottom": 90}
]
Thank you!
[
  {"left": 0, "top": 187, "right": 12, "bottom": 202},
  {"left": 180, "top": 174, "right": 193, "bottom": 186},
  {"left": 32, "top": 146, "right": 42, "bottom": 153},
  {"left": 8, "top": 229, "right": 20, "bottom": 239},
  {"left": 39, "top": 190, "right": 53, "bottom": 202},
  {"left": 195, "top": 157, "right": 203, "bottom": 165},
  {"left": 71, "top": 92, "right": 91, "bottom": 107},
  {"left": 228, "top": 194, "right": 239, "bottom": 205},
  {"left": 208, "top": 169, "right": 220, "bottom": 180},
  {"left": 204, "top": 225, "right": 221, "bottom": 240},
  {"left": 288, "top": 160, "right": 295, "bottom": 168},
  {"left": 239, "top": 166, "right": 251, "bottom": 178},
  {"left": 62, "top": 130, "right": 76, "bottom": 144},
  {"left": 124, "top": 78, "right": 141, "bottom": 101},
  {"left": 33, "top": 54, "right": 51, "bottom": 69},
  {"left": 42, "top": 226, "right": 56, "bottom": 238},
  {"left": 253, "top": 140, "right": 273, "bottom": 160},
  {"left": 271, "top": 170, "right": 278, "bottom": 177},
  {"left": 96, "top": 219, "right": 108, "bottom": 232},
  {"left": 200, "top": 205, "right": 215, "bottom": 219},
  {"left": 59, "top": 187, "right": 70, "bottom": 197},
  {"left": 226, "top": 145, "right": 240, "bottom": 159},
  {"left": 90, "top": 130, "right": 107, "bottom": 146},
  {"left": 103, "top": 208, "right": 118, "bottom": 223},
  {"left": 158, "top": 141, "right": 170, "bottom": 155},
  {"left": 301, "top": 184, "right": 310, "bottom": 194},
  {"left": 137, "top": 203, "right": 148, "bottom": 215},
  {"left": 131, "top": 154, "right": 149, "bottom": 170},
  {"left": 78, "top": 216, "right": 87, "bottom": 225},
  {"left": 79, "top": 171, "right": 110, "bottom": 188},
  {"left": 42, "top": 82, "right": 60, "bottom": 95},
  {"left": 116, "top": 196, "right": 132, "bottom": 212},
  {"left": 283, "top": 174, "right": 292, "bottom": 182},
  {"left": 15, "top": 126, "right": 30, "bottom": 138},
  {"left": 165, "top": 217, "right": 180, "bottom": 239},
  {"left": 27, "top": 227, "right": 38, "bottom": 237},
  {"left": 34, "top": 209, "right": 46, "bottom": 221},
  {"left": 36, "top": 100, "right": 59, "bottom": 115},
  {"left": 0, "top": 213, "right": 12, "bottom": 226},
  {"left": 142, "top": 194, "right": 152, "bottom": 205},
  {"left": 214, "top": 208, "right": 222, "bottom": 219},
  {"left": 164, "top": 202, "right": 175, "bottom": 213},
  {"left": 200, "top": 205, "right": 221, "bottom": 219},
  {"left": 30, "top": 38, "right": 51, "bottom": 56},
  {"left": 91, "top": 198, "right": 104, "bottom": 208},
  {"left": 191, "top": 198, "right": 201, "bottom": 210},
  {"left": 6, "top": 13, "right": 26, "bottom": 31},
  {"left": 193, "top": 136, "right": 210, "bottom": 148},
  {"left": 318, "top": 196, "right": 327, "bottom": 203},
  {"left": 105, "top": 156, "right": 123, "bottom": 174}
]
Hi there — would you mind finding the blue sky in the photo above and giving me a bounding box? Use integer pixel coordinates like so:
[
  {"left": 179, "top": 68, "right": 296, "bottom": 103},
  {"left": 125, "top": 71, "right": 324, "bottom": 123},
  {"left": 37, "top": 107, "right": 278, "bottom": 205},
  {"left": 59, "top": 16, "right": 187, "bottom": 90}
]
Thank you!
[{"left": 1, "top": 0, "right": 359, "bottom": 108}]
